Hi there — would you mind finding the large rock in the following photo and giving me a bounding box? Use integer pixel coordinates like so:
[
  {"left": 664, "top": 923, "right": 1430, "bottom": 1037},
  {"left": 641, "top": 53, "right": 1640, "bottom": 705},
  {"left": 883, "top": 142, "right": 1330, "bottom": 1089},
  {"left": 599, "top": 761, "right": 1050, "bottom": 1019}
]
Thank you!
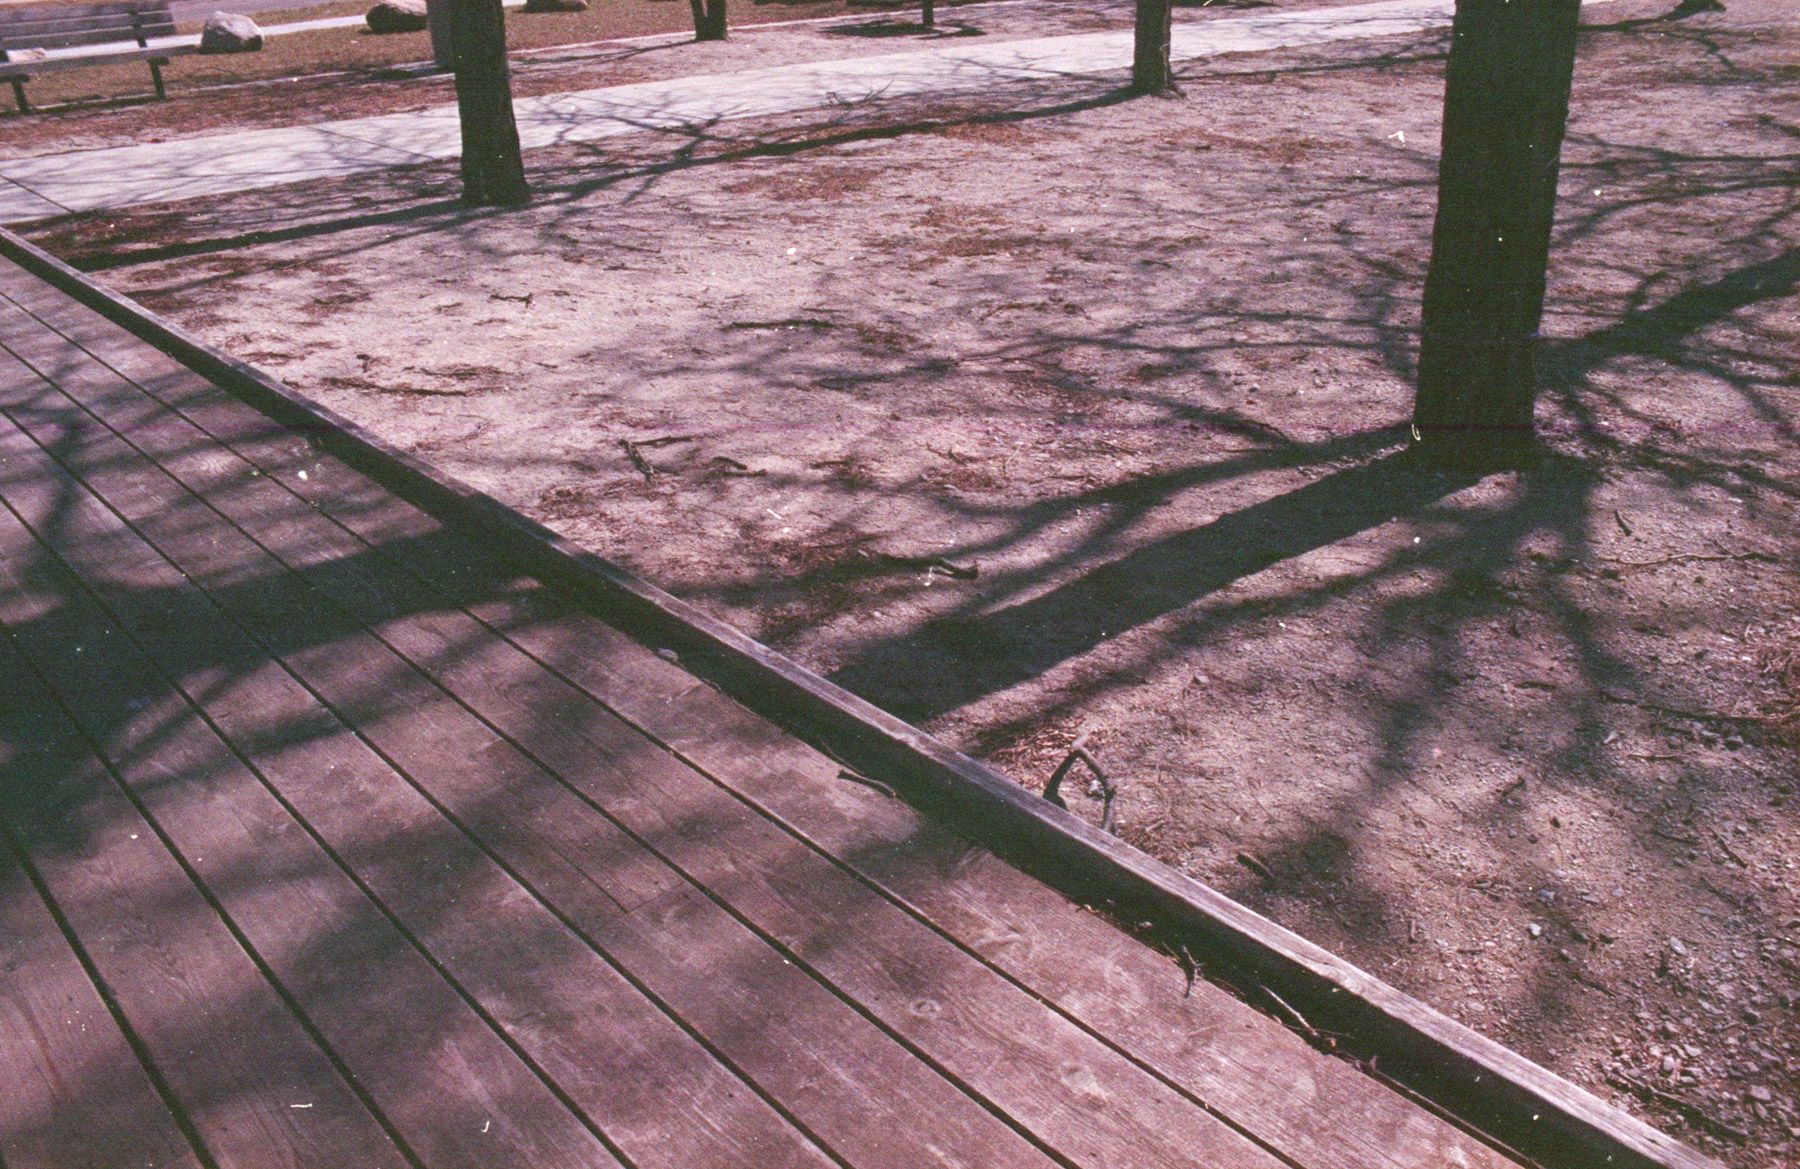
[
  {"left": 199, "top": 12, "right": 263, "bottom": 53},
  {"left": 365, "top": 0, "right": 428, "bottom": 34},
  {"left": 522, "top": 0, "right": 588, "bottom": 11}
]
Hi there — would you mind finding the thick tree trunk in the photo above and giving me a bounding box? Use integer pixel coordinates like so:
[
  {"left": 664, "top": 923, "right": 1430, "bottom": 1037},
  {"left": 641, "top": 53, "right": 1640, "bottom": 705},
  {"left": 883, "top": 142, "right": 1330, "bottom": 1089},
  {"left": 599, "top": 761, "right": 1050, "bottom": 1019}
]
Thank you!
[
  {"left": 1131, "top": 0, "right": 1174, "bottom": 95},
  {"left": 451, "top": 0, "right": 530, "bottom": 207},
  {"left": 1413, "top": 0, "right": 1580, "bottom": 452},
  {"left": 690, "top": 0, "right": 727, "bottom": 41}
]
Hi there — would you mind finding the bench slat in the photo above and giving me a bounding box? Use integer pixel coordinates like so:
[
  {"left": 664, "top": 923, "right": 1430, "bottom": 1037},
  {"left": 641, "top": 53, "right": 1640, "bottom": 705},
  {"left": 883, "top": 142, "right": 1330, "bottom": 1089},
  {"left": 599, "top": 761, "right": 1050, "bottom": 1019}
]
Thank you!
[{"left": 0, "top": 1, "right": 176, "bottom": 52}]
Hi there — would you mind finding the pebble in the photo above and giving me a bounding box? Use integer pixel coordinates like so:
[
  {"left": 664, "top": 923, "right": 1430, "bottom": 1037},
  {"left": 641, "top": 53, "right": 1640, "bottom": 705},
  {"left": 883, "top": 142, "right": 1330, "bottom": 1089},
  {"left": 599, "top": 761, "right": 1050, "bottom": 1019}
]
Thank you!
[
  {"left": 1749, "top": 1085, "right": 1773, "bottom": 1103},
  {"left": 1528, "top": 922, "right": 1543, "bottom": 938}
]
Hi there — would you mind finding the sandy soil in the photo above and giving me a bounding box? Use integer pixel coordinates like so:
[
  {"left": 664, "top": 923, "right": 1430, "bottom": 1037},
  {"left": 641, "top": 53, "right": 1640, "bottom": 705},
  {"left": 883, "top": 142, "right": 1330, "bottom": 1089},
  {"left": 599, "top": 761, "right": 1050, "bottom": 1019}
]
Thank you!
[{"left": 20, "top": 0, "right": 1800, "bottom": 1163}]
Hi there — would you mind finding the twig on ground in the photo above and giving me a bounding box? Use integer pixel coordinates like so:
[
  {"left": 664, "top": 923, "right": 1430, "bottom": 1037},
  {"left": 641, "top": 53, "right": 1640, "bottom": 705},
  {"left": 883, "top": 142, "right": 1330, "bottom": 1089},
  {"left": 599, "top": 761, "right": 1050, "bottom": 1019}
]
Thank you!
[
  {"left": 708, "top": 456, "right": 766, "bottom": 477},
  {"left": 837, "top": 768, "right": 897, "bottom": 800},
  {"left": 1595, "top": 551, "right": 1774, "bottom": 570},
  {"left": 1236, "top": 851, "right": 1275, "bottom": 881},
  {"left": 621, "top": 438, "right": 657, "bottom": 482},
  {"left": 1176, "top": 943, "right": 1199, "bottom": 998},
  {"left": 1599, "top": 690, "right": 1762, "bottom": 726},
  {"left": 1042, "top": 733, "right": 1118, "bottom": 833},
  {"left": 1260, "top": 986, "right": 1340, "bottom": 1051},
  {"left": 724, "top": 318, "right": 836, "bottom": 331},
  {"left": 874, "top": 551, "right": 979, "bottom": 579}
]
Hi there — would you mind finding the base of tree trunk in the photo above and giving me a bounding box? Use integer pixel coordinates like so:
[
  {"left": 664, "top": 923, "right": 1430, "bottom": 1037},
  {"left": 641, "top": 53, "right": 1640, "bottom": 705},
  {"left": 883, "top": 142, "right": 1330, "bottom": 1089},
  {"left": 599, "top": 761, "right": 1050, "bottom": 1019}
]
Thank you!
[
  {"left": 1410, "top": 0, "right": 1579, "bottom": 450},
  {"left": 1130, "top": 0, "right": 1174, "bottom": 95},
  {"left": 451, "top": 0, "right": 530, "bottom": 208},
  {"left": 691, "top": 0, "right": 727, "bottom": 40},
  {"left": 1410, "top": 425, "right": 1540, "bottom": 472}
]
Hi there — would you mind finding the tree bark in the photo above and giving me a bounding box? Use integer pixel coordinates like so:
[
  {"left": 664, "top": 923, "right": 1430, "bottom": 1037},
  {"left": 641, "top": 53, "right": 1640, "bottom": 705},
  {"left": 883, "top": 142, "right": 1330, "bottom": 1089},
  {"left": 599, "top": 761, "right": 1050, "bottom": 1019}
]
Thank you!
[
  {"left": 690, "top": 0, "right": 727, "bottom": 41},
  {"left": 1131, "top": 0, "right": 1174, "bottom": 96},
  {"left": 922, "top": 0, "right": 935, "bottom": 30},
  {"left": 425, "top": 0, "right": 454, "bottom": 69},
  {"left": 450, "top": 0, "right": 530, "bottom": 207},
  {"left": 1413, "top": 0, "right": 1580, "bottom": 452}
]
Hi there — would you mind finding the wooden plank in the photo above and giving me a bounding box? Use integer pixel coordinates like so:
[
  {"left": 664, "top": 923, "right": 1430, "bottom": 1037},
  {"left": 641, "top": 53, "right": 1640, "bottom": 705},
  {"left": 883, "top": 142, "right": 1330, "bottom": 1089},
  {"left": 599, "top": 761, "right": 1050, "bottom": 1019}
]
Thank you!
[
  {"left": 0, "top": 695, "right": 201, "bottom": 1169},
  {"left": 0, "top": 299, "right": 1066, "bottom": 1169},
  {"left": 0, "top": 294, "right": 1298, "bottom": 1169},
  {"left": 0, "top": 355, "right": 856, "bottom": 1169},
  {"left": 0, "top": 436, "right": 628, "bottom": 1168},
  {"left": 0, "top": 549, "right": 407, "bottom": 1169},
  {"left": 0, "top": 229, "right": 1726, "bottom": 1169},
  {"left": 0, "top": 269, "right": 1518, "bottom": 1169}
]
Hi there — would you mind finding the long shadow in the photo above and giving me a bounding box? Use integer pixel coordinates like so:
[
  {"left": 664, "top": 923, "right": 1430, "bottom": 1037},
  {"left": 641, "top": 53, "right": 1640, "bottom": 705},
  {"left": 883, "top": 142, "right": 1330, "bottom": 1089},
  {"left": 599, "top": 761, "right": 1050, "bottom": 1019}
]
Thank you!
[
  {"left": 63, "top": 82, "right": 1136, "bottom": 274},
  {"left": 832, "top": 443, "right": 1477, "bottom": 720}
]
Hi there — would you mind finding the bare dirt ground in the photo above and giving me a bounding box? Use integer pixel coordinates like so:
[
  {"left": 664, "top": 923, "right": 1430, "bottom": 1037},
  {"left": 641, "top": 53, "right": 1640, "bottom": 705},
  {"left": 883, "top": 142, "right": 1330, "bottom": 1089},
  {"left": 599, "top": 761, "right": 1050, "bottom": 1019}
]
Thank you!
[{"left": 18, "top": 0, "right": 1800, "bottom": 1162}]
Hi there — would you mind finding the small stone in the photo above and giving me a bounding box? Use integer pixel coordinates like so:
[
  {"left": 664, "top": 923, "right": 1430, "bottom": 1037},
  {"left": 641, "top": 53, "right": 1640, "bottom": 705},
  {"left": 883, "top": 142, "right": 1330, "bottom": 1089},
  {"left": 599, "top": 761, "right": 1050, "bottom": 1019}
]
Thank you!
[
  {"left": 1528, "top": 922, "right": 1543, "bottom": 938},
  {"left": 1743, "top": 1007, "right": 1763, "bottom": 1024},
  {"left": 199, "top": 11, "right": 263, "bottom": 53},
  {"left": 1668, "top": 936, "right": 1688, "bottom": 956},
  {"left": 1749, "top": 1085, "right": 1773, "bottom": 1103},
  {"left": 366, "top": 0, "right": 428, "bottom": 33}
]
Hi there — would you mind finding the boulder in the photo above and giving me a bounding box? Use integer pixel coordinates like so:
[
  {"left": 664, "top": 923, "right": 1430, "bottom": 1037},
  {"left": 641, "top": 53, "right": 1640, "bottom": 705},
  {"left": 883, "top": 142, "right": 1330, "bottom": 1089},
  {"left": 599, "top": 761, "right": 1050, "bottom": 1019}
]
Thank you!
[
  {"left": 199, "top": 11, "right": 263, "bottom": 53},
  {"left": 522, "top": 0, "right": 588, "bottom": 11},
  {"left": 365, "top": 0, "right": 428, "bottom": 34}
]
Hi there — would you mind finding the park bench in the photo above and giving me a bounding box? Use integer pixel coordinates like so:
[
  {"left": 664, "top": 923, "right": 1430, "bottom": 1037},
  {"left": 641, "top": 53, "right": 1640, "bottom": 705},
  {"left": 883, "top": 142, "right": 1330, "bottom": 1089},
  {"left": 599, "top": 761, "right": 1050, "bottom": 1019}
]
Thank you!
[{"left": 0, "top": 0, "right": 185, "bottom": 114}]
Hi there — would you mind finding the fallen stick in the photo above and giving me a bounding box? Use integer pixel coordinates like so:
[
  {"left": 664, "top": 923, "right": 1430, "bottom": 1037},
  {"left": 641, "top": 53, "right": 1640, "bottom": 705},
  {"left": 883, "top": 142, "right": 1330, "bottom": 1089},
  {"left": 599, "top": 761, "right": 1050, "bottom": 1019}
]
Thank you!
[
  {"left": 1596, "top": 550, "right": 1774, "bottom": 570},
  {"left": 874, "top": 551, "right": 979, "bottom": 580},
  {"left": 1599, "top": 689, "right": 1763, "bottom": 726}
]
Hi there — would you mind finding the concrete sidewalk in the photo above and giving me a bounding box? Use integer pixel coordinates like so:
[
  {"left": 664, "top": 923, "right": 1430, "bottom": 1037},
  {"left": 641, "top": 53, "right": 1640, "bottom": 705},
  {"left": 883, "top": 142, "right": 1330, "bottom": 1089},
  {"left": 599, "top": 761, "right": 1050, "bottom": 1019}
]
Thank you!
[{"left": 0, "top": 0, "right": 1456, "bottom": 222}]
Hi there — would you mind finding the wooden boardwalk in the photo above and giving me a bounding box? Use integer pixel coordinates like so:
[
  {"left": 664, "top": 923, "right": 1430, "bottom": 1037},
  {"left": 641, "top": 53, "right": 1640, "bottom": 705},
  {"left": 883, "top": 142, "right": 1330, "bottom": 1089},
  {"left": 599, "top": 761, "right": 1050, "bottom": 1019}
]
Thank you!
[{"left": 0, "top": 249, "right": 1577, "bottom": 1169}]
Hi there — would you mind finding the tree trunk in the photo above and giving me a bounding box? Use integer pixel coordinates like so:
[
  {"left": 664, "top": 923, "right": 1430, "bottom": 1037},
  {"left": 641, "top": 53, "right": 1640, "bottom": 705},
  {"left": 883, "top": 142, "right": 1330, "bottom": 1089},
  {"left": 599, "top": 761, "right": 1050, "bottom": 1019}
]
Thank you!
[
  {"left": 450, "top": 0, "right": 529, "bottom": 207},
  {"left": 690, "top": 0, "right": 727, "bottom": 41},
  {"left": 921, "top": 0, "right": 935, "bottom": 30},
  {"left": 426, "top": 0, "right": 454, "bottom": 69},
  {"left": 1131, "top": 0, "right": 1174, "bottom": 95},
  {"left": 1413, "top": 0, "right": 1580, "bottom": 452}
]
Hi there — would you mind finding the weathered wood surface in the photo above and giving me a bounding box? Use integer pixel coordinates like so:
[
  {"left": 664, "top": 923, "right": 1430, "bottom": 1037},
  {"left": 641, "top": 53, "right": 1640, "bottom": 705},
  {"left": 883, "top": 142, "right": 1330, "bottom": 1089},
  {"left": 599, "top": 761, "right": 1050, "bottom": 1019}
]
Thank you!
[{"left": 0, "top": 236, "right": 1709, "bottom": 1169}]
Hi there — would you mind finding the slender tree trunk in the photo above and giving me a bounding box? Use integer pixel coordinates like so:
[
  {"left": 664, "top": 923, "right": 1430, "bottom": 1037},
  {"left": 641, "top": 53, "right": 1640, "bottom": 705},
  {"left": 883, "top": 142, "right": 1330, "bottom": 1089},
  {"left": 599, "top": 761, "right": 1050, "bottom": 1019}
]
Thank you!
[
  {"left": 451, "top": 0, "right": 529, "bottom": 207},
  {"left": 690, "top": 0, "right": 727, "bottom": 41},
  {"left": 1131, "top": 0, "right": 1174, "bottom": 96},
  {"left": 921, "top": 0, "right": 935, "bottom": 30},
  {"left": 1413, "top": 0, "right": 1580, "bottom": 453}
]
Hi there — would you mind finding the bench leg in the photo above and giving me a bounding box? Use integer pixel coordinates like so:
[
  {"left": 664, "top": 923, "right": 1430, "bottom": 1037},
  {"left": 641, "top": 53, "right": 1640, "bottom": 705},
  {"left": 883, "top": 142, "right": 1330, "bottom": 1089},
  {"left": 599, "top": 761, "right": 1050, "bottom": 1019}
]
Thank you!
[
  {"left": 149, "top": 58, "right": 167, "bottom": 101},
  {"left": 8, "top": 78, "right": 27, "bottom": 115}
]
